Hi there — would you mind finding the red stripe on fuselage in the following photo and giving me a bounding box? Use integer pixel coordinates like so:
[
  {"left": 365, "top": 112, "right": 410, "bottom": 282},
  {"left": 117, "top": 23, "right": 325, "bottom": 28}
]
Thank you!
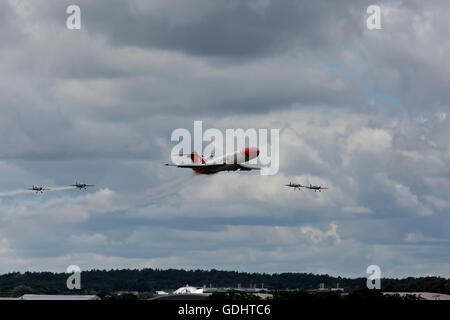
[{"left": 190, "top": 152, "right": 206, "bottom": 164}]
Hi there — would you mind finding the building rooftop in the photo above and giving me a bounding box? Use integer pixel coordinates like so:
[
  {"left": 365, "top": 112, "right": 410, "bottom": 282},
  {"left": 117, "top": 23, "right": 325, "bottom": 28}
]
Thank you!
[
  {"left": 383, "top": 292, "right": 450, "bottom": 300},
  {"left": 20, "top": 294, "right": 100, "bottom": 300},
  {"left": 173, "top": 285, "right": 204, "bottom": 294}
]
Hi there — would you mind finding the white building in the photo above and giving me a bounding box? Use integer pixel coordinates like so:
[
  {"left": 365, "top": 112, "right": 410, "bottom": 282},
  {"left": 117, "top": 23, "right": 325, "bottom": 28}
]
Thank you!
[
  {"left": 20, "top": 294, "right": 100, "bottom": 300},
  {"left": 173, "top": 285, "right": 204, "bottom": 294}
]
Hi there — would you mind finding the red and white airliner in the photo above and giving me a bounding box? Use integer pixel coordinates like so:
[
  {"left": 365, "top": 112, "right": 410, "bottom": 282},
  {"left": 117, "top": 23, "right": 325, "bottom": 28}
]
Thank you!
[{"left": 165, "top": 147, "right": 260, "bottom": 174}]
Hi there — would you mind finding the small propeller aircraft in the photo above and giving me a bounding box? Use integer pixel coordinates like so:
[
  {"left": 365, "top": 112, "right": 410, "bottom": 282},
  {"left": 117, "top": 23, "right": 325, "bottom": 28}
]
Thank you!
[
  {"left": 70, "top": 182, "right": 95, "bottom": 190},
  {"left": 305, "top": 184, "right": 328, "bottom": 192},
  {"left": 27, "top": 185, "right": 50, "bottom": 193},
  {"left": 284, "top": 182, "right": 305, "bottom": 190},
  {"left": 285, "top": 182, "right": 328, "bottom": 192}
]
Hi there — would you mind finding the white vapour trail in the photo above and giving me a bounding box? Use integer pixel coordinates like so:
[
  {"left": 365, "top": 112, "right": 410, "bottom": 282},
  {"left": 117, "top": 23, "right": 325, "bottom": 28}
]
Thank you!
[
  {"left": 0, "top": 186, "right": 78, "bottom": 198},
  {"left": 46, "top": 186, "right": 78, "bottom": 193},
  {"left": 147, "top": 173, "right": 197, "bottom": 199},
  {"left": 127, "top": 172, "right": 207, "bottom": 207},
  {"left": 0, "top": 190, "right": 36, "bottom": 198}
]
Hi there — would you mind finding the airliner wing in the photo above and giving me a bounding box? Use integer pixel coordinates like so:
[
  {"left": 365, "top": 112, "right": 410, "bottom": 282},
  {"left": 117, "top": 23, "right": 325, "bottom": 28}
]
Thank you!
[
  {"left": 211, "top": 164, "right": 260, "bottom": 171},
  {"left": 164, "top": 163, "right": 224, "bottom": 169},
  {"left": 164, "top": 163, "right": 260, "bottom": 171},
  {"left": 236, "top": 164, "right": 260, "bottom": 171}
]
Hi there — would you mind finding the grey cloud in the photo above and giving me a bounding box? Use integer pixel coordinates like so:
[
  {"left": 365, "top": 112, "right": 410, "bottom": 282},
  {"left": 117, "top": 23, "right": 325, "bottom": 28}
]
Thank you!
[{"left": 31, "top": 0, "right": 366, "bottom": 58}]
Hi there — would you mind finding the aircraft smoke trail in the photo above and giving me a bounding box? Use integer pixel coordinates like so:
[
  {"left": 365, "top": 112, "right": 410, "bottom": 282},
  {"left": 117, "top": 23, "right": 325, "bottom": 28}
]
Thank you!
[
  {"left": 132, "top": 172, "right": 206, "bottom": 207},
  {"left": 0, "top": 190, "right": 36, "bottom": 198},
  {"left": 144, "top": 173, "right": 199, "bottom": 200},
  {"left": 0, "top": 186, "right": 78, "bottom": 198},
  {"left": 46, "top": 186, "right": 78, "bottom": 193}
]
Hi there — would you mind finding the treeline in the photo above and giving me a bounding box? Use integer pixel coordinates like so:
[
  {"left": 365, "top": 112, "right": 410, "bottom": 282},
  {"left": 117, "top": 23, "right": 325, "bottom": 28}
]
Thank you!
[{"left": 0, "top": 268, "right": 448, "bottom": 297}]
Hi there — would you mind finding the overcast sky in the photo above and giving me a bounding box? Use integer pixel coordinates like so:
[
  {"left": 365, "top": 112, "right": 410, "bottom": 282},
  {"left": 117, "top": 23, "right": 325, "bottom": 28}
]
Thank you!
[{"left": 0, "top": 0, "right": 449, "bottom": 279}]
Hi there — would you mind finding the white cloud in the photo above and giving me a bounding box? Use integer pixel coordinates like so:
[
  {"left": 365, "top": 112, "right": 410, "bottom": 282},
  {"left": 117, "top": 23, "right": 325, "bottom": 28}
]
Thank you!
[
  {"left": 340, "top": 206, "right": 372, "bottom": 214},
  {"left": 345, "top": 128, "right": 392, "bottom": 166},
  {"left": 404, "top": 232, "right": 425, "bottom": 243},
  {"left": 69, "top": 233, "right": 108, "bottom": 246},
  {"left": 424, "top": 195, "right": 449, "bottom": 210},
  {"left": 0, "top": 234, "right": 12, "bottom": 255},
  {"left": 301, "top": 223, "right": 341, "bottom": 245}
]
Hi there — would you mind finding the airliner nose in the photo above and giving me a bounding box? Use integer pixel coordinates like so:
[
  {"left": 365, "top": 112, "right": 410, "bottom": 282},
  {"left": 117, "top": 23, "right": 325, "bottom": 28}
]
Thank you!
[{"left": 243, "top": 147, "right": 260, "bottom": 159}]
